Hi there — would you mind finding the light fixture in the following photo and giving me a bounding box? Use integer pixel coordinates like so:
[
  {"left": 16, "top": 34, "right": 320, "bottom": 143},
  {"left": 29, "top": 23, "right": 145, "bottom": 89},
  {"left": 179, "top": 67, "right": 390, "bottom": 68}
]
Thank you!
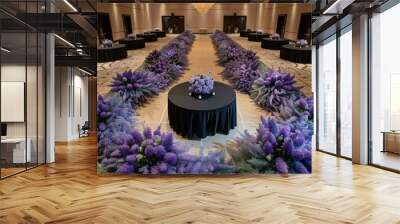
[
  {"left": 193, "top": 3, "right": 215, "bottom": 14},
  {"left": 78, "top": 67, "right": 93, "bottom": 76},
  {"left": 63, "top": 0, "right": 78, "bottom": 12},
  {"left": 1, "top": 47, "right": 11, "bottom": 53},
  {"left": 323, "top": 0, "right": 355, "bottom": 15},
  {"left": 54, "top": 34, "right": 75, "bottom": 48}
]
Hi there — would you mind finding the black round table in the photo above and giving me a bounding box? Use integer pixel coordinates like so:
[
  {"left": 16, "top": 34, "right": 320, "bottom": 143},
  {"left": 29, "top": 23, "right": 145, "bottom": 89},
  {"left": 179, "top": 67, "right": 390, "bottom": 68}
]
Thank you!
[
  {"left": 151, "top": 31, "right": 166, "bottom": 38},
  {"left": 280, "top": 44, "right": 311, "bottom": 64},
  {"left": 248, "top": 33, "right": 270, "bottom": 42},
  {"left": 136, "top": 33, "right": 158, "bottom": 42},
  {"left": 240, "top": 30, "right": 255, "bottom": 37},
  {"left": 168, "top": 82, "right": 237, "bottom": 139},
  {"left": 261, "top": 38, "right": 290, "bottom": 50},
  {"left": 97, "top": 44, "right": 128, "bottom": 62},
  {"left": 118, "top": 38, "right": 145, "bottom": 50}
]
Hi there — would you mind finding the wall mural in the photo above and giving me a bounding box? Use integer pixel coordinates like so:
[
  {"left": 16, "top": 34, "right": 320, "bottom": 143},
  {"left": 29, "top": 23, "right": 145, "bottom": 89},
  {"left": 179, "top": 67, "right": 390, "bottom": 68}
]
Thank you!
[{"left": 97, "top": 30, "right": 313, "bottom": 175}]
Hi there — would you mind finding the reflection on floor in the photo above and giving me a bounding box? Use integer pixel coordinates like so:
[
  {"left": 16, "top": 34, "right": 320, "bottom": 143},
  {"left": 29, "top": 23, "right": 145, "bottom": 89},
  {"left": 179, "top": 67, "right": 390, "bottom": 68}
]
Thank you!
[
  {"left": 97, "top": 34, "right": 312, "bottom": 155},
  {"left": 373, "top": 151, "right": 400, "bottom": 171},
  {"left": 1, "top": 135, "right": 400, "bottom": 223}
]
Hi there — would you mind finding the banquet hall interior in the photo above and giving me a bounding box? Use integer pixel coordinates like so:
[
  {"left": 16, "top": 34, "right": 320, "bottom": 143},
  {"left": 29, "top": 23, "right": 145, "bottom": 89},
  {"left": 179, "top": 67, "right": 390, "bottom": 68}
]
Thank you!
[{"left": 97, "top": 3, "right": 313, "bottom": 154}]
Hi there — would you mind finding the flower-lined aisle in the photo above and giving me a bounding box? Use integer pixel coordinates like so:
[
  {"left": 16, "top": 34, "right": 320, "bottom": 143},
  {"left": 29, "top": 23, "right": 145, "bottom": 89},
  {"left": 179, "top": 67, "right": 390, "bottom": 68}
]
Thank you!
[
  {"left": 211, "top": 30, "right": 313, "bottom": 174},
  {"left": 97, "top": 32, "right": 234, "bottom": 174}
]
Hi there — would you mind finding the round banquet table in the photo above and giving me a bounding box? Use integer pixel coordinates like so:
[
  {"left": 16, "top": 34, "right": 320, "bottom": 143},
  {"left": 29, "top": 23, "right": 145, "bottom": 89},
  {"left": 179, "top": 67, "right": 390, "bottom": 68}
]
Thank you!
[
  {"left": 280, "top": 44, "right": 311, "bottom": 64},
  {"left": 97, "top": 44, "right": 127, "bottom": 62},
  {"left": 136, "top": 33, "right": 158, "bottom": 42},
  {"left": 151, "top": 31, "right": 166, "bottom": 38},
  {"left": 240, "top": 30, "right": 255, "bottom": 37},
  {"left": 118, "top": 38, "right": 145, "bottom": 50},
  {"left": 261, "top": 38, "right": 290, "bottom": 50},
  {"left": 168, "top": 82, "right": 237, "bottom": 139},
  {"left": 248, "top": 33, "right": 270, "bottom": 42}
]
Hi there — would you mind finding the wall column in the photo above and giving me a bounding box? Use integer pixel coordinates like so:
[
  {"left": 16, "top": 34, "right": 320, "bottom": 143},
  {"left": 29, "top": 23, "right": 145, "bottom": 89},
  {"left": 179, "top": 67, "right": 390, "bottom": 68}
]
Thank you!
[{"left": 352, "top": 14, "right": 369, "bottom": 164}]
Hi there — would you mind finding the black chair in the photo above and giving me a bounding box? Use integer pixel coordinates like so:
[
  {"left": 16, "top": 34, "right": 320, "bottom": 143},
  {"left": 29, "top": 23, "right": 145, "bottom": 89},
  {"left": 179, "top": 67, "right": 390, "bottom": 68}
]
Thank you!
[{"left": 78, "top": 121, "right": 90, "bottom": 138}]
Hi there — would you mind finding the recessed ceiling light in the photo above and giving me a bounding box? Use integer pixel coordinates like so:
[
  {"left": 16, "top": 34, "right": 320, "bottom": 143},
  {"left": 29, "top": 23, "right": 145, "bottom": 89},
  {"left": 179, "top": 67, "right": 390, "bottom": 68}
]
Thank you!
[
  {"left": 54, "top": 34, "right": 75, "bottom": 48},
  {"left": 1, "top": 47, "right": 11, "bottom": 53},
  {"left": 63, "top": 0, "right": 78, "bottom": 12}
]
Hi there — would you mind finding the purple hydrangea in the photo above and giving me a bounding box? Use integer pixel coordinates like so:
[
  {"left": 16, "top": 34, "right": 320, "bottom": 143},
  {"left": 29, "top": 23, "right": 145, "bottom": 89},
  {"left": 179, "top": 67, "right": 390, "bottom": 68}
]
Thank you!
[
  {"left": 296, "top": 39, "right": 308, "bottom": 48},
  {"left": 271, "top": 33, "right": 280, "bottom": 40},
  {"left": 188, "top": 74, "right": 214, "bottom": 95}
]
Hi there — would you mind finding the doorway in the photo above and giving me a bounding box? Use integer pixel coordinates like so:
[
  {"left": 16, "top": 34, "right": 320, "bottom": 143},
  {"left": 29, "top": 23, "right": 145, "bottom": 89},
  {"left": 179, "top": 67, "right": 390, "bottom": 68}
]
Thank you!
[
  {"left": 98, "top": 13, "right": 113, "bottom": 40},
  {"left": 162, "top": 15, "right": 185, "bottom": 34},
  {"left": 297, "top": 13, "right": 311, "bottom": 41},
  {"left": 122, "top": 15, "right": 132, "bottom": 36},
  {"left": 276, "top": 14, "right": 287, "bottom": 37},
  {"left": 223, "top": 15, "right": 246, "bottom": 33}
]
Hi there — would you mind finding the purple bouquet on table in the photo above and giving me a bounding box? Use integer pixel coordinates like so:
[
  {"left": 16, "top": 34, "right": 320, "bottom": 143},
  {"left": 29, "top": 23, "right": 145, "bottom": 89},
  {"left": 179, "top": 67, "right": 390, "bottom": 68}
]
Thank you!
[
  {"left": 271, "top": 33, "right": 280, "bottom": 40},
  {"left": 295, "top": 39, "right": 308, "bottom": 48},
  {"left": 127, "top": 33, "right": 135, "bottom": 39},
  {"left": 188, "top": 74, "right": 215, "bottom": 98},
  {"left": 102, "top": 39, "right": 113, "bottom": 48}
]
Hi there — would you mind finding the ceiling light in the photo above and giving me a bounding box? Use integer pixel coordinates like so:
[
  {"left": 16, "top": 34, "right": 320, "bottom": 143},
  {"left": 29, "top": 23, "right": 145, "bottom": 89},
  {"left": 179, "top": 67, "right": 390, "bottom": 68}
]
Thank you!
[
  {"left": 1, "top": 47, "right": 11, "bottom": 53},
  {"left": 193, "top": 3, "right": 215, "bottom": 14},
  {"left": 54, "top": 34, "right": 75, "bottom": 48},
  {"left": 78, "top": 67, "right": 93, "bottom": 76},
  {"left": 63, "top": 0, "right": 78, "bottom": 12}
]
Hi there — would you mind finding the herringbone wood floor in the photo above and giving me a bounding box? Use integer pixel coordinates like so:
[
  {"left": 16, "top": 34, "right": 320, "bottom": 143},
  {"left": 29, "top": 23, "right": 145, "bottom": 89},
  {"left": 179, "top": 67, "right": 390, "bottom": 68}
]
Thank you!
[{"left": 1, "top": 135, "right": 400, "bottom": 224}]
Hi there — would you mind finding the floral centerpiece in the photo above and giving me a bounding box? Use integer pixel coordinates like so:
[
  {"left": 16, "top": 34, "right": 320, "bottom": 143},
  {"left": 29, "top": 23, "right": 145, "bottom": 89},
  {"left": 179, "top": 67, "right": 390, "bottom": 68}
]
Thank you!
[
  {"left": 188, "top": 74, "right": 215, "bottom": 99},
  {"left": 271, "top": 33, "right": 280, "bottom": 40},
  {"left": 127, "top": 33, "right": 135, "bottom": 39},
  {"left": 102, "top": 39, "right": 113, "bottom": 48},
  {"left": 295, "top": 39, "right": 308, "bottom": 48},
  {"left": 256, "top": 29, "right": 263, "bottom": 34}
]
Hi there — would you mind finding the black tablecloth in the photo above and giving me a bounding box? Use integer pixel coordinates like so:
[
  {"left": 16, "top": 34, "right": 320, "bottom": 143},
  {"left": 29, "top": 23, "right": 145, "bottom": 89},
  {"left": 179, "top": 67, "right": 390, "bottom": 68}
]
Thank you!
[
  {"left": 168, "top": 82, "right": 237, "bottom": 139},
  {"left": 118, "top": 38, "right": 145, "bottom": 50},
  {"left": 261, "top": 38, "right": 290, "bottom": 50},
  {"left": 280, "top": 44, "right": 311, "bottom": 64},
  {"left": 97, "top": 44, "right": 128, "bottom": 62},
  {"left": 151, "top": 31, "right": 166, "bottom": 38},
  {"left": 248, "top": 33, "right": 270, "bottom": 42},
  {"left": 136, "top": 33, "right": 158, "bottom": 42},
  {"left": 240, "top": 30, "right": 255, "bottom": 37}
]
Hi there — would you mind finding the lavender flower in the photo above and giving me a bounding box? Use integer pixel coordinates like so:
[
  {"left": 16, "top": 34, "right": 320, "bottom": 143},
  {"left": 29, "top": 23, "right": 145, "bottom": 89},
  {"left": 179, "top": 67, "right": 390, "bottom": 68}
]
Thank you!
[
  {"left": 228, "top": 116, "right": 311, "bottom": 174},
  {"left": 251, "top": 70, "right": 301, "bottom": 113}
]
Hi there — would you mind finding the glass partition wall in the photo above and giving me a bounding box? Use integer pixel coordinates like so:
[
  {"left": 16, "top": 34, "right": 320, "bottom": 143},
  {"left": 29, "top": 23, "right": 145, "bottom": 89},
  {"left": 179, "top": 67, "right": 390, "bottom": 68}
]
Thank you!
[
  {"left": 370, "top": 3, "right": 400, "bottom": 171},
  {"left": 316, "top": 25, "right": 352, "bottom": 159},
  {"left": 0, "top": 4, "right": 46, "bottom": 179}
]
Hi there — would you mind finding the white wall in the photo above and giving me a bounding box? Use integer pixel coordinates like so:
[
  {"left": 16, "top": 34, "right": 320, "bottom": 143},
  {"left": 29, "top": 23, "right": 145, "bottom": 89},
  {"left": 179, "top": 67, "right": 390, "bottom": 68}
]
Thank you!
[{"left": 54, "top": 67, "right": 89, "bottom": 141}]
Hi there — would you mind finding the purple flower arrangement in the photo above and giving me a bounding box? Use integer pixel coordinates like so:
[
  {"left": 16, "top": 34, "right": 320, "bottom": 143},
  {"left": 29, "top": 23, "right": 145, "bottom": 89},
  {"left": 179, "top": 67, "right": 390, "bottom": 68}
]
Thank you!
[
  {"left": 211, "top": 30, "right": 261, "bottom": 92},
  {"left": 110, "top": 70, "right": 159, "bottom": 106},
  {"left": 188, "top": 74, "right": 214, "bottom": 96},
  {"left": 229, "top": 116, "right": 311, "bottom": 174},
  {"left": 271, "top": 33, "right": 280, "bottom": 40},
  {"left": 127, "top": 33, "right": 135, "bottom": 39},
  {"left": 295, "top": 39, "right": 308, "bottom": 48},
  {"left": 97, "top": 94, "right": 135, "bottom": 159},
  {"left": 250, "top": 70, "right": 301, "bottom": 113},
  {"left": 102, "top": 39, "right": 113, "bottom": 48},
  {"left": 99, "top": 125, "right": 231, "bottom": 174}
]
